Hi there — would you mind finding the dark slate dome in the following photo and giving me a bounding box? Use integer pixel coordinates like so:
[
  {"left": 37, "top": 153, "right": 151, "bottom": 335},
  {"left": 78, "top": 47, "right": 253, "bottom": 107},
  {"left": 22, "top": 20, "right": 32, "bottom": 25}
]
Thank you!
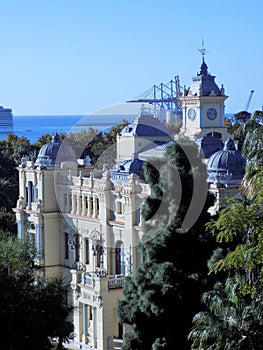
[
  {"left": 196, "top": 134, "right": 224, "bottom": 159},
  {"left": 119, "top": 108, "right": 171, "bottom": 138},
  {"left": 207, "top": 138, "right": 246, "bottom": 185},
  {"left": 35, "top": 133, "right": 76, "bottom": 167},
  {"left": 111, "top": 156, "right": 145, "bottom": 181}
]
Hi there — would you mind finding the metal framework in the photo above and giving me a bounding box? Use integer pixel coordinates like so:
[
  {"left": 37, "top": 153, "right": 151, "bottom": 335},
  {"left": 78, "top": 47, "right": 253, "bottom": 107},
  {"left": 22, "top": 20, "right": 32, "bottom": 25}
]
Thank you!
[{"left": 128, "top": 75, "right": 182, "bottom": 111}]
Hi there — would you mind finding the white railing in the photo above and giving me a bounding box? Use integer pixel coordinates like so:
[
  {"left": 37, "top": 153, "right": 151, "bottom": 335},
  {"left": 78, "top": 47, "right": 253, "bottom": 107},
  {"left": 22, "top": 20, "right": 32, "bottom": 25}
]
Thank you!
[
  {"left": 108, "top": 275, "right": 125, "bottom": 289},
  {"left": 112, "top": 338, "right": 123, "bottom": 350},
  {"left": 81, "top": 272, "right": 125, "bottom": 290}
]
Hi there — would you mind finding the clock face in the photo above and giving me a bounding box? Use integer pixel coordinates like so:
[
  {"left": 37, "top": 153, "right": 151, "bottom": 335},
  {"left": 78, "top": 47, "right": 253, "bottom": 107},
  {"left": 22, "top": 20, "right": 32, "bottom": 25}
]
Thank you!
[
  {"left": 188, "top": 108, "right": 196, "bottom": 121},
  {"left": 207, "top": 108, "right": 217, "bottom": 120}
]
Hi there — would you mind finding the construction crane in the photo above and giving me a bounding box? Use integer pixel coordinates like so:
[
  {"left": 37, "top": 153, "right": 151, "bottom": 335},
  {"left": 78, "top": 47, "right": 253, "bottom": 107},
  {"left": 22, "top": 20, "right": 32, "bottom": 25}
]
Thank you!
[
  {"left": 245, "top": 90, "right": 255, "bottom": 111},
  {"left": 127, "top": 76, "right": 182, "bottom": 111}
]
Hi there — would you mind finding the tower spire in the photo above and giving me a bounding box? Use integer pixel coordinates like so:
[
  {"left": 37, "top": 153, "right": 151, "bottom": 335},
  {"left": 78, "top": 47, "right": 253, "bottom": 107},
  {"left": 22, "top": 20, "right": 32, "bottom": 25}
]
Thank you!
[{"left": 198, "top": 37, "right": 208, "bottom": 62}]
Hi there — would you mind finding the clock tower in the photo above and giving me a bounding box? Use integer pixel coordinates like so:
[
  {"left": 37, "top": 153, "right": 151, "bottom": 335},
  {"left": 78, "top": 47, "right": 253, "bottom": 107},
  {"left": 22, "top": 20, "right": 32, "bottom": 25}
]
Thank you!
[{"left": 178, "top": 54, "right": 229, "bottom": 142}]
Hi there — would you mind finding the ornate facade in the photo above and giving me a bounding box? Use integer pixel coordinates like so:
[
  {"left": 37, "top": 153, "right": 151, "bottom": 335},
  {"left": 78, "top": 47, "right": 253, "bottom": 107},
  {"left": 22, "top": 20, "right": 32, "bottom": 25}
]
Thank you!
[{"left": 14, "top": 58, "right": 245, "bottom": 349}]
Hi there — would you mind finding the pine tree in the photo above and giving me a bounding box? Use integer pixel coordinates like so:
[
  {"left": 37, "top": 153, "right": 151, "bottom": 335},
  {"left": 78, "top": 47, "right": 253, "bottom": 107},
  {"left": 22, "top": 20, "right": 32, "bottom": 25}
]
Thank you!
[{"left": 118, "top": 139, "right": 215, "bottom": 349}]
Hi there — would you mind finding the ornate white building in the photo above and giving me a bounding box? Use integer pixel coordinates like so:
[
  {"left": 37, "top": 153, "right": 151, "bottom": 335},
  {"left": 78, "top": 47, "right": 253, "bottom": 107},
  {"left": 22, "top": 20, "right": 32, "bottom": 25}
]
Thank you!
[{"left": 14, "top": 58, "right": 246, "bottom": 350}]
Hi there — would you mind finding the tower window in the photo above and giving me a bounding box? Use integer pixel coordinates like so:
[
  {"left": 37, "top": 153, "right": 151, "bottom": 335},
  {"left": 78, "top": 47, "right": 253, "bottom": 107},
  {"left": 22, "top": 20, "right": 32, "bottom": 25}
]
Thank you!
[
  {"left": 115, "top": 241, "right": 125, "bottom": 275},
  {"left": 64, "top": 232, "right": 69, "bottom": 260}
]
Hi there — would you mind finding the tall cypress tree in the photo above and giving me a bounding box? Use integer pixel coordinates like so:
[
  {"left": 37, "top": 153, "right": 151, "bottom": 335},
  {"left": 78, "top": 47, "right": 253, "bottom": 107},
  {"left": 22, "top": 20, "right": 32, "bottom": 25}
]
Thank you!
[{"left": 118, "top": 139, "right": 215, "bottom": 349}]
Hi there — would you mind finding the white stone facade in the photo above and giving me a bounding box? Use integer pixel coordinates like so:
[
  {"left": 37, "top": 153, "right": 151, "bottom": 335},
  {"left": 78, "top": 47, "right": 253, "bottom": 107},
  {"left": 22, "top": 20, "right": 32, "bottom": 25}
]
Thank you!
[
  {"left": 14, "top": 58, "right": 240, "bottom": 350},
  {"left": 14, "top": 159, "right": 150, "bottom": 349}
]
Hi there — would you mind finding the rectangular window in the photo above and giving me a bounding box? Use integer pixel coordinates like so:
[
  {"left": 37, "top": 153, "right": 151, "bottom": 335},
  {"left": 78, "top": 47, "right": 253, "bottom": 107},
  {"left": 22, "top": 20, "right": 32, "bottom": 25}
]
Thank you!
[
  {"left": 32, "top": 185, "right": 36, "bottom": 202},
  {"left": 65, "top": 232, "right": 69, "bottom": 259},
  {"left": 64, "top": 193, "right": 67, "bottom": 211},
  {"left": 85, "top": 238, "right": 89, "bottom": 264}
]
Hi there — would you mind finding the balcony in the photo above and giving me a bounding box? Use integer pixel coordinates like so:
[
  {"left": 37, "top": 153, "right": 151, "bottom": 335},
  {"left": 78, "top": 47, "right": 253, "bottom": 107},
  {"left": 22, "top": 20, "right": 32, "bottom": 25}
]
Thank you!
[
  {"left": 82, "top": 271, "right": 125, "bottom": 290},
  {"left": 108, "top": 275, "right": 124, "bottom": 289},
  {"left": 71, "top": 269, "right": 125, "bottom": 298}
]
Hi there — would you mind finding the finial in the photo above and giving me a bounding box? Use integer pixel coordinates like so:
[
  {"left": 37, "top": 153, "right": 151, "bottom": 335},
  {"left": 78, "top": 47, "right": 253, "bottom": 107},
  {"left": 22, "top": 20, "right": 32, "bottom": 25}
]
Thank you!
[
  {"left": 198, "top": 37, "right": 209, "bottom": 62},
  {"left": 52, "top": 131, "right": 60, "bottom": 143},
  {"left": 224, "top": 137, "right": 236, "bottom": 151}
]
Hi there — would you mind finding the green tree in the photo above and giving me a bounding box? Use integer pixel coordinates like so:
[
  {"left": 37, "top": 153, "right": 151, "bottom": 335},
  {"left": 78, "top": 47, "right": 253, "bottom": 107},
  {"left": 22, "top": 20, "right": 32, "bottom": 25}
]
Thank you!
[
  {"left": 189, "top": 194, "right": 263, "bottom": 350},
  {"left": 0, "top": 149, "right": 17, "bottom": 180},
  {"left": 0, "top": 232, "right": 74, "bottom": 350},
  {"left": 231, "top": 111, "right": 251, "bottom": 150},
  {"left": 65, "top": 119, "right": 128, "bottom": 168},
  {"left": 118, "top": 140, "right": 215, "bottom": 349},
  {"left": 241, "top": 111, "right": 263, "bottom": 197},
  {"left": 33, "top": 133, "right": 52, "bottom": 149},
  {"left": 0, "top": 178, "right": 18, "bottom": 210},
  {"left": 0, "top": 133, "right": 31, "bottom": 162},
  {"left": 189, "top": 278, "right": 263, "bottom": 350},
  {"left": 0, "top": 151, "right": 18, "bottom": 232},
  {"left": 65, "top": 127, "right": 101, "bottom": 162},
  {"left": 94, "top": 119, "right": 128, "bottom": 169},
  {"left": 189, "top": 110, "right": 263, "bottom": 349},
  {"left": 167, "top": 120, "right": 182, "bottom": 136}
]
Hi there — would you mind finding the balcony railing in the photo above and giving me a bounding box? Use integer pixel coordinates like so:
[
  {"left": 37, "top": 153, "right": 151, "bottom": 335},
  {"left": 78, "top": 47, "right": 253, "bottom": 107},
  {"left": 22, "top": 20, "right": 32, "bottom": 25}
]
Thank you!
[
  {"left": 81, "top": 272, "right": 125, "bottom": 290},
  {"left": 108, "top": 274, "right": 125, "bottom": 289}
]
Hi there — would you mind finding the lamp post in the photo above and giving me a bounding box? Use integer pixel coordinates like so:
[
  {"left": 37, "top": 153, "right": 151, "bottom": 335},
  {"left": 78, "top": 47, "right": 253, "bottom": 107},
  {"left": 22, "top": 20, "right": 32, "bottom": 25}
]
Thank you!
[
  {"left": 90, "top": 228, "right": 107, "bottom": 277},
  {"left": 71, "top": 230, "right": 85, "bottom": 272}
]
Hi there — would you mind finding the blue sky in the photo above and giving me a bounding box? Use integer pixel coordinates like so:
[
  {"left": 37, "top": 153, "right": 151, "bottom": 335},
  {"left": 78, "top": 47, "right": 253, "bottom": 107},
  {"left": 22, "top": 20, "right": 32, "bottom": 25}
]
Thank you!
[{"left": 0, "top": 0, "right": 262, "bottom": 115}]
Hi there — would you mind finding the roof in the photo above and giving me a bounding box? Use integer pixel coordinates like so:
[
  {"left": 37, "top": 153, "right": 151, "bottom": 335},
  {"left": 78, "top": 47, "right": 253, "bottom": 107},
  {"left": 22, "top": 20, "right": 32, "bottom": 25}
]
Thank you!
[
  {"left": 196, "top": 135, "right": 224, "bottom": 158},
  {"left": 35, "top": 133, "right": 76, "bottom": 167},
  {"left": 207, "top": 138, "right": 246, "bottom": 185},
  {"left": 111, "top": 156, "right": 145, "bottom": 181},
  {"left": 119, "top": 108, "right": 171, "bottom": 138},
  {"left": 187, "top": 59, "right": 224, "bottom": 97}
]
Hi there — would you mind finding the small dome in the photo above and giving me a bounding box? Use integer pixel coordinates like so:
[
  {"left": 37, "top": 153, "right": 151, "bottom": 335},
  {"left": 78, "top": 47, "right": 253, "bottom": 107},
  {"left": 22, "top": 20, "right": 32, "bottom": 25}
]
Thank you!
[
  {"left": 111, "top": 155, "right": 145, "bottom": 181},
  {"left": 35, "top": 133, "right": 76, "bottom": 167},
  {"left": 207, "top": 138, "right": 246, "bottom": 185}
]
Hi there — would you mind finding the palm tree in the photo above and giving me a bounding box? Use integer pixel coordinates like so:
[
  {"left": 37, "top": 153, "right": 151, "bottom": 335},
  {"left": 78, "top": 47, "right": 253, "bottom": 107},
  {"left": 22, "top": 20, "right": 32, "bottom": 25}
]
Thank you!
[
  {"left": 241, "top": 111, "right": 263, "bottom": 198},
  {"left": 189, "top": 278, "right": 263, "bottom": 350}
]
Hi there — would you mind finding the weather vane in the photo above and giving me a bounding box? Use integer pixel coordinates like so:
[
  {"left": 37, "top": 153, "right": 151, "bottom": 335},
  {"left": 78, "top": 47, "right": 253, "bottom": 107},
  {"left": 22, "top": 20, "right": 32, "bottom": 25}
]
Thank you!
[{"left": 198, "top": 38, "right": 209, "bottom": 61}]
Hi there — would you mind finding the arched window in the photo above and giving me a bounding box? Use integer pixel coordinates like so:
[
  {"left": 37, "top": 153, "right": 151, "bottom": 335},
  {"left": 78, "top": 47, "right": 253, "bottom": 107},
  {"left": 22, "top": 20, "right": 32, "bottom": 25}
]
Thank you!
[{"left": 115, "top": 241, "right": 125, "bottom": 275}]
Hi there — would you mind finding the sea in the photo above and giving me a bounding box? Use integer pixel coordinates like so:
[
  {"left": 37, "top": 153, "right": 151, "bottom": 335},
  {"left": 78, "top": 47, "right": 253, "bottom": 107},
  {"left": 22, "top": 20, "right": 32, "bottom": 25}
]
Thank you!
[
  {"left": 0, "top": 112, "right": 235, "bottom": 144},
  {"left": 0, "top": 114, "right": 136, "bottom": 144}
]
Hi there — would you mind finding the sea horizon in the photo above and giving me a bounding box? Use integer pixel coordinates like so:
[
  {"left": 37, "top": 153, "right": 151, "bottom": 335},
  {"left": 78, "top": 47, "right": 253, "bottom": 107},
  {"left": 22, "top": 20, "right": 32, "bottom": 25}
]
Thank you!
[
  {"left": 0, "top": 114, "right": 136, "bottom": 143},
  {"left": 0, "top": 112, "right": 234, "bottom": 144}
]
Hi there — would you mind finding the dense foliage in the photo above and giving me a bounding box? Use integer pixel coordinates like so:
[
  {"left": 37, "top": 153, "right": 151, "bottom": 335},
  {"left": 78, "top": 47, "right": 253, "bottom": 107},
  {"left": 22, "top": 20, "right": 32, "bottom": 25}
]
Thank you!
[
  {"left": 0, "top": 232, "right": 74, "bottom": 350},
  {"left": 0, "top": 146, "right": 18, "bottom": 232},
  {"left": 65, "top": 118, "right": 128, "bottom": 167},
  {"left": 189, "top": 111, "right": 263, "bottom": 349},
  {"left": 118, "top": 139, "right": 215, "bottom": 349}
]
